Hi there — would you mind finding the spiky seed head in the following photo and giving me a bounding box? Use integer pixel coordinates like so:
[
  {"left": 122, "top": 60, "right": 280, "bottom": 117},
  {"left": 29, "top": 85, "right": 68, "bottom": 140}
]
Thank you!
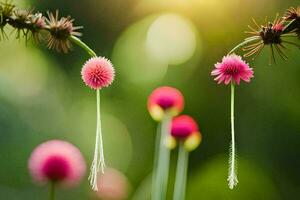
[{"left": 45, "top": 11, "right": 82, "bottom": 53}]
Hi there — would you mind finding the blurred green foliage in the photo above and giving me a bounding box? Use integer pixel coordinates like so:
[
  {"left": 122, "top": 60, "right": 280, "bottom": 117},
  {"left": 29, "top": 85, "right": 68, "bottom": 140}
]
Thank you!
[{"left": 0, "top": 0, "right": 300, "bottom": 199}]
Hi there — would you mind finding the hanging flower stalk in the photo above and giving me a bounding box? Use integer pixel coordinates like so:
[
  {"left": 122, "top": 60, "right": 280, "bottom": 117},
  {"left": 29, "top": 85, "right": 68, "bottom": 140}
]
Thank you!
[
  {"left": 147, "top": 86, "right": 184, "bottom": 200},
  {"left": 170, "top": 115, "right": 202, "bottom": 200},
  {"left": 211, "top": 54, "right": 254, "bottom": 189},
  {"left": 0, "top": 1, "right": 116, "bottom": 191},
  {"left": 81, "top": 56, "right": 115, "bottom": 191},
  {"left": 211, "top": 5, "right": 300, "bottom": 189}
]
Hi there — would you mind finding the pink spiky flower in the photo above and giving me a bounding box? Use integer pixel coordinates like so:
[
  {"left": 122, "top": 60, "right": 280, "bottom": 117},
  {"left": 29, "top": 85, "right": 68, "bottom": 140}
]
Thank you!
[
  {"left": 170, "top": 115, "right": 202, "bottom": 151},
  {"left": 148, "top": 86, "right": 184, "bottom": 121},
  {"left": 211, "top": 54, "right": 254, "bottom": 85},
  {"left": 81, "top": 57, "right": 115, "bottom": 90},
  {"left": 28, "top": 140, "right": 86, "bottom": 187}
]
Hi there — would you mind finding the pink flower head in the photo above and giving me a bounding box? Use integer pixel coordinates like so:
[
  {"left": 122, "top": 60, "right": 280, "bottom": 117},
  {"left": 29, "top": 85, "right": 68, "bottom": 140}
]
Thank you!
[
  {"left": 97, "top": 168, "right": 130, "bottom": 200},
  {"left": 28, "top": 140, "right": 86, "bottom": 187},
  {"left": 81, "top": 57, "right": 115, "bottom": 90},
  {"left": 148, "top": 86, "right": 184, "bottom": 121},
  {"left": 171, "top": 115, "right": 198, "bottom": 139},
  {"left": 211, "top": 54, "right": 254, "bottom": 85},
  {"left": 170, "top": 115, "right": 202, "bottom": 151}
]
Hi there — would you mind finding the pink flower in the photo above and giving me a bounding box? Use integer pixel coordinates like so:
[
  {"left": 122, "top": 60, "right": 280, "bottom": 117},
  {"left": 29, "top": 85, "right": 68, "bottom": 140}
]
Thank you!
[
  {"left": 148, "top": 86, "right": 184, "bottom": 121},
  {"left": 96, "top": 168, "right": 130, "bottom": 200},
  {"left": 211, "top": 54, "right": 254, "bottom": 85},
  {"left": 28, "top": 140, "right": 86, "bottom": 187},
  {"left": 170, "top": 115, "right": 202, "bottom": 151},
  {"left": 81, "top": 57, "right": 115, "bottom": 90},
  {"left": 171, "top": 115, "right": 198, "bottom": 139}
]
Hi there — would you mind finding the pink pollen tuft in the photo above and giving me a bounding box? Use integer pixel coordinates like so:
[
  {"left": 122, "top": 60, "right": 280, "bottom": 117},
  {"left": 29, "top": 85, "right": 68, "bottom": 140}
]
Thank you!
[
  {"left": 211, "top": 54, "right": 254, "bottom": 85},
  {"left": 273, "top": 23, "right": 284, "bottom": 32},
  {"left": 28, "top": 140, "right": 86, "bottom": 187},
  {"left": 171, "top": 115, "right": 199, "bottom": 139},
  {"left": 42, "top": 156, "right": 70, "bottom": 182},
  {"left": 81, "top": 57, "right": 115, "bottom": 90}
]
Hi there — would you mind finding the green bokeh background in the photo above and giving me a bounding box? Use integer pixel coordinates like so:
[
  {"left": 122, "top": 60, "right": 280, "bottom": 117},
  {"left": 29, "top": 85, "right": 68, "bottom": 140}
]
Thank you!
[{"left": 0, "top": 0, "right": 300, "bottom": 199}]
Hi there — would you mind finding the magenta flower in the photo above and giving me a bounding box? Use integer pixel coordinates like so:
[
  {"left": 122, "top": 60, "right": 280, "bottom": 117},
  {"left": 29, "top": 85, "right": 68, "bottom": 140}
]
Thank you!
[
  {"left": 211, "top": 54, "right": 254, "bottom": 85},
  {"left": 148, "top": 86, "right": 184, "bottom": 121},
  {"left": 172, "top": 115, "right": 202, "bottom": 200},
  {"left": 171, "top": 115, "right": 198, "bottom": 139},
  {"left": 81, "top": 57, "right": 115, "bottom": 90},
  {"left": 171, "top": 115, "right": 202, "bottom": 151},
  {"left": 28, "top": 140, "right": 86, "bottom": 187}
]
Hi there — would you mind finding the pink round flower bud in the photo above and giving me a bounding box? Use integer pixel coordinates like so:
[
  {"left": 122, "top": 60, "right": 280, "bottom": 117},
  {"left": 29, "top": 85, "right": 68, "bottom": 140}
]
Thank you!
[
  {"left": 97, "top": 168, "right": 130, "bottom": 200},
  {"left": 28, "top": 140, "right": 86, "bottom": 187},
  {"left": 81, "top": 57, "right": 115, "bottom": 90},
  {"left": 171, "top": 115, "right": 198, "bottom": 139},
  {"left": 147, "top": 86, "right": 184, "bottom": 121},
  {"left": 211, "top": 54, "right": 254, "bottom": 85}
]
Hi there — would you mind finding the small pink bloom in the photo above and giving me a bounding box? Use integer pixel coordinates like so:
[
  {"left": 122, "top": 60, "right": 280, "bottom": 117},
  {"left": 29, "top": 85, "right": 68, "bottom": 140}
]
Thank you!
[
  {"left": 273, "top": 23, "right": 284, "bottom": 32},
  {"left": 97, "top": 168, "right": 130, "bottom": 200},
  {"left": 81, "top": 57, "right": 115, "bottom": 90},
  {"left": 148, "top": 86, "right": 184, "bottom": 121},
  {"left": 171, "top": 115, "right": 198, "bottom": 139},
  {"left": 28, "top": 140, "right": 86, "bottom": 187},
  {"left": 211, "top": 54, "right": 254, "bottom": 85}
]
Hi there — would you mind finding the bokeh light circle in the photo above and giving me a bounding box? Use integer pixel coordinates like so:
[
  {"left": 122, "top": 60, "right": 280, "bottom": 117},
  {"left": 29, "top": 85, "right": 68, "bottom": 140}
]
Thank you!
[{"left": 146, "top": 13, "right": 197, "bottom": 65}]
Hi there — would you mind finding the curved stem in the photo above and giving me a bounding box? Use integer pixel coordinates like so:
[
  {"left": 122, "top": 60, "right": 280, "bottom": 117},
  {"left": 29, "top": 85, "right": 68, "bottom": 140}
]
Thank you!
[
  {"left": 173, "top": 143, "right": 189, "bottom": 200},
  {"left": 69, "top": 36, "right": 97, "bottom": 57},
  {"left": 153, "top": 113, "right": 172, "bottom": 200},
  {"left": 228, "top": 38, "right": 260, "bottom": 55},
  {"left": 228, "top": 82, "right": 238, "bottom": 189},
  {"left": 49, "top": 182, "right": 55, "bottom": 200}
]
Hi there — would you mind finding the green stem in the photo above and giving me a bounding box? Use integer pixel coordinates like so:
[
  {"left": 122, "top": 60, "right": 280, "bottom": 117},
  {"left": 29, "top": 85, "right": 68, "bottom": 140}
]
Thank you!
[
  {"left": 49, "top": 182, "right": 55, "bottom": 200},
  {"left": 228, "top": 82, "right": 238, "bottom": 189},
  {"left": 69, "top": 35, "right": 97, "bottom": 57},
  {"left": 228, "top": 37, "right": 260, "bottom": 55},
  {"left": 151, "top": 123, "right": 161, "bottom": 199},
  {"left": 153, "top": 113, "right": 172, "bottom": 200},
  {"left": 173, "top": 143, "right": 189, "bottom": 200}
]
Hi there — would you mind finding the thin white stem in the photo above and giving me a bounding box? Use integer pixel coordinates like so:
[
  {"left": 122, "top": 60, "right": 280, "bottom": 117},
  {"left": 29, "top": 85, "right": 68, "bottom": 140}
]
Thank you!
[
  {"left": 152, "top": 113, "right": 172, "bottom": 200},
  {"left": 89, "top": 89, "right": 106, "bottom": 191},
  {"left": 228, "top": 82, "right": 238, "bottom": 189},
  {"left": 151, "top": 124, "right": 161, "bottom": 199},
  {"left": 173, "top": 142, "right": 189, "bottom": 200}
]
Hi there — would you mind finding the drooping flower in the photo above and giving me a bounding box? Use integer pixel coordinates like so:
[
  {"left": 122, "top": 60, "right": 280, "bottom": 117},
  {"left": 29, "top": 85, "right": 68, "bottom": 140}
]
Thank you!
[
  {"left": 170, "top": 115, "right": 202, "bottom": 151},
  {"left": 284, "top": 6, "right": 300, "bottom": 21},
  {"left": 28, "top": 140, "right": 86, "bottom": 187},
  {"left": 8, "top": 9, "right": 33, "bottom": 42},
  {"left": 45, "top": 11, "right": 82, "bottom": 53},
  {"left": 148, "top": 86, "right": 184, "bottom": 121},
  {"left": 81, "top": 57, "right": 115, "bottom": 90},
  {"left": 211, "top": 54, "right": 254, "bottom": 85},
  {"left": 240, "top": 16, "right": 300, "bottom": 63},
  {"left": 97, "top": 168, "right": 130, "bottom": 200},
  {"left": 28, "top": 13, "right": 47, "bottom": 42},
  {"left": 0, "top": 1, "right": 15, "bottom": 39},
  {"left": 284, "top": 6, "right": 300, "bottom": 39}
]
